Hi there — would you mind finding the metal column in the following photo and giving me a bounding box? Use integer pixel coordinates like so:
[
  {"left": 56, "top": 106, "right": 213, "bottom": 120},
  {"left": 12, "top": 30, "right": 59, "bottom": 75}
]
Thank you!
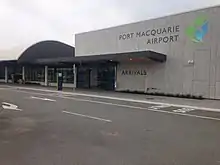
[
  {"left": 22, "top": 66, "right": 25, "bottom": 81},
  {"left": 5, "top": 66, "right": 8, "bottom": 83},
  {"left": 45, "top": 66, "right": 48, "bottom": 86},
  {"left": 73, "top": 64, "right": 77, "bottom": 88}
]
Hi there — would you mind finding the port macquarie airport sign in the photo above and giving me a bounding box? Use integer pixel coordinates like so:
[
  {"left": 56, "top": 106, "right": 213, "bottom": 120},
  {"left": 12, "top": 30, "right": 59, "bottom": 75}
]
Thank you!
[{"left": 118, "top": 25, "right": 180, "bottom": 44}]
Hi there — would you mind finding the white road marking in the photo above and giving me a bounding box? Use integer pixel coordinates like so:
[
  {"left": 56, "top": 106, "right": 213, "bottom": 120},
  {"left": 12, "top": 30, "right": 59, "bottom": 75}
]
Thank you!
[
  {"left": 173, "top": 108, "right": 195, "bottom": 113},
  {"left": 62, "top": 111, "right": 112, "bottom": 123},
  {"left": 30, "top": 96, "right": 56, "bottom": 102},
  {"left": 148, "top": 105, "right": 171, "bottom": 110},
  {"left": 3, "top": 85, "right": 220, "bottom": 112},
  {"left": 61, "top": 98, "right": 220, "bottom": 121},
  {"left": 1, "top": 102, "right": 23, "bottom": 111},
  {"left": 0, "top": 88, "right": 8, "bottom": 90},
  {"left": 2, "top": 87, "right": 220, "bottom": 122}
]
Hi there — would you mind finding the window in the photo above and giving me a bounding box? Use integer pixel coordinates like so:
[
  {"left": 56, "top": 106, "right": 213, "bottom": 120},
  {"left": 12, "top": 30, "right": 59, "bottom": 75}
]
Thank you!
[
  {"left": 48, "top": 67, "right": 74, "bottom": 83},
  {"left": 0, "top": 64, "right": 4, "bottom": 79},
  {"left": 25, "top": 66, "right": 45, "bottom": 82}
]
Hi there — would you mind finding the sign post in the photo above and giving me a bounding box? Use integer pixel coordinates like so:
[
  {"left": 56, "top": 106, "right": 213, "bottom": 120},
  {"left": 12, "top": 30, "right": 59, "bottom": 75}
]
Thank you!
[{"left": 57, "top": 72, "right": 63, "bottom": 91}]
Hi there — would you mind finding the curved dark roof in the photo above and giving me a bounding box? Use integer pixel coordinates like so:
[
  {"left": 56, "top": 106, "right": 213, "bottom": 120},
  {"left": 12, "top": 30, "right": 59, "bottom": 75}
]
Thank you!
[{"left": 18, "top": 40, "right": 74, "bottom": 64}]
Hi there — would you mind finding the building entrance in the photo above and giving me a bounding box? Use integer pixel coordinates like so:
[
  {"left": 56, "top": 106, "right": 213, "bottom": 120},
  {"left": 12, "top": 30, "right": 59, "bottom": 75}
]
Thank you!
[{"left": 77, "top": 63, "right": 116, "bottom": 90}]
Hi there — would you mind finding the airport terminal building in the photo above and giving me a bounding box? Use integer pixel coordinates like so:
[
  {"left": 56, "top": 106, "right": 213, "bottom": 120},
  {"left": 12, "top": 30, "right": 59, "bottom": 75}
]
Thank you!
[{"left": 1, "top": 5, "right": 220, "bottom": 99}]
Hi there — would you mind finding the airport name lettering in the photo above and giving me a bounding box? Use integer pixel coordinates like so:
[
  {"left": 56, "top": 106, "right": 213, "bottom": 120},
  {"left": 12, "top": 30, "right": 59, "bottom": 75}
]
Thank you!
[
  {"left": 119, "top": 25, "right": 180, "bottom": 44},
  {"left": 121, "top": 70, "right": 147, "bottom": 76}
]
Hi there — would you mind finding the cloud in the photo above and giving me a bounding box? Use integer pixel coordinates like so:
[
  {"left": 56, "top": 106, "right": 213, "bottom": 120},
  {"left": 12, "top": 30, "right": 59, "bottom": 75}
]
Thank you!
[
  {"left": 0, "top": 0, "right": 220, "bottom": 60},
  {"left": 106, "top": 0, "right": 220, "bottom": 21}
]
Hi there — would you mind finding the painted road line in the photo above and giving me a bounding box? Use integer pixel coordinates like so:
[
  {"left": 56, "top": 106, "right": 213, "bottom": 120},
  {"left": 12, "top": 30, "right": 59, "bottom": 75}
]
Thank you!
[
  {"left": 173, "top": 107, "right": 195, "bottom": 113},
  {"left": 62, "top": 111, "right": 112, "bottom": 123},
  {"left": 3, "top": 88, "right": 220, "bottom": 121},
  {"left": 30, "top": 96, "right": 56, "bottom": 102},
  {"left": 148, "top": 105, "right": 171, "bottom": 110},
  {"left": 4, "top": 85, "right": 220, "bottom": 112},
  {"left": 61, "top": 98, "right": 220, "bottom": 121},
  {"left": 1, "top": 102, "right": 23, "bottom": 111}
]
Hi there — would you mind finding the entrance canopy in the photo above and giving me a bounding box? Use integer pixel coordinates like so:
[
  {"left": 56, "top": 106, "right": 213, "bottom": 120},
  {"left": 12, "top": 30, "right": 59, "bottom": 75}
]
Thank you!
[
  {"left": 36, "top": 50, "right": 167, "bottom": 65},
  {"left": 0, "top": 60, "right": 17, "bottom": 66}
]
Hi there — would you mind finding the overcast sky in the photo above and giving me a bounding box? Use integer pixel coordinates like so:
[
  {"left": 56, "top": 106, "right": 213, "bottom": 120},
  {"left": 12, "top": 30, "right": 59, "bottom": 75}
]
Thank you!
[{"left": 0, "top": 0, "right": 220, "bottom": 50}]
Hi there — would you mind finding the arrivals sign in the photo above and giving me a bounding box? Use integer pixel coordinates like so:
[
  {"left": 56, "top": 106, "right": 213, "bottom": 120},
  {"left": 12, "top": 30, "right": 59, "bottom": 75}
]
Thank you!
[
  {"left": 118, "top": 25, "right": 180, "bottom": 44},
  {"left": 121, "top": 69, "right": 147, "bottom": 76}
]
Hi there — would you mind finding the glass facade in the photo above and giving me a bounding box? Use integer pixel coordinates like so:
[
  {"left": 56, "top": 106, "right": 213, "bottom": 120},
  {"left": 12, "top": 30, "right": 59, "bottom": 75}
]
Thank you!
[
  {"left": 8, "top": 65, "right": 22, "bottom": 81},
  {"left": 25, "top": 66, "right": 45, "bottom": 82},
  {"left": 0, "top": 64, "right": 75, "bottom": 85},
  {"left": 0, "top": 64, "right": 4, "bottom": 79},
  {"left": 48, "top": 68, "right": 57, "bottom": 83},
  {"left": 77, "top": 63, "right": 116, "bottom": 90},
  {"left": 48, "top": 67, "right": 74, "bottom": 84}
]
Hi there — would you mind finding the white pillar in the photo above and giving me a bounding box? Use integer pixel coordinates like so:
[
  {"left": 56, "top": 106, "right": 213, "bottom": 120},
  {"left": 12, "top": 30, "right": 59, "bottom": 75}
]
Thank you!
[
  {"left": 22, "top": 66, "right": 25, "bottom": 81},
  {"left": 45, "top": 66, "right": 48, "bottom": 86},
  {"left": 114, "top": 65, "right": 117, "bottom": 89},
  {"left": 73, "top": 64, "right": 77, "bottom": 88},
  {"left": 5, "top": 66, "right": 8, "bottom": 83}
]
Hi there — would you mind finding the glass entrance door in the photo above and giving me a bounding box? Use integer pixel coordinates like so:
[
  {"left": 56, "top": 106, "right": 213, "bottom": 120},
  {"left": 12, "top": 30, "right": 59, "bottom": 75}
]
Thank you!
[
  {"left": 76, "top": 63, "right": 116, "bottom": 90},
  {"left": 97, "top": 65, "right": 115, "bottom": 90},
  {"left": 77, "top": 67, "right": 91, "bottom": 88}
]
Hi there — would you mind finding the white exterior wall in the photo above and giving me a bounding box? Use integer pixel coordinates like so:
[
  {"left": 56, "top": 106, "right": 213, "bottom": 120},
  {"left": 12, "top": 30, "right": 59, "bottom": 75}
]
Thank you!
[{"left": 75, "top": 6, "right": 220, "bottom": 99}]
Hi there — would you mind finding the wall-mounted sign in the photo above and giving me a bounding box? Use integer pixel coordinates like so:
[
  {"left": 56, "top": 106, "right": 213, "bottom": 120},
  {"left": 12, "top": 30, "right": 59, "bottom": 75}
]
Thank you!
[
  {"left": 186, "top": 16, "right": 208, "bottom": 43},
  {"left": 121, "top": 69, "right": 147, "bottom": 76},
  {"left": 118, "top": 25, "right": 180, "bottom": 44}
]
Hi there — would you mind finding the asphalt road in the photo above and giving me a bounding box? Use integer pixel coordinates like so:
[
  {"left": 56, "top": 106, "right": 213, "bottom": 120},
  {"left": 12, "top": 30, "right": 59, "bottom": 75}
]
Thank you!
[{"left": 0, "top": 85, "right": 220, "bottom": 165}]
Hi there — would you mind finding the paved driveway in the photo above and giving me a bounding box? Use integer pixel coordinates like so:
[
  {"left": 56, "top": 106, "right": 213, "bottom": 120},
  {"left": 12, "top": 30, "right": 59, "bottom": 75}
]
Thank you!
[{"left": 0, "top": 85, "right": 220, "bottom": 165}]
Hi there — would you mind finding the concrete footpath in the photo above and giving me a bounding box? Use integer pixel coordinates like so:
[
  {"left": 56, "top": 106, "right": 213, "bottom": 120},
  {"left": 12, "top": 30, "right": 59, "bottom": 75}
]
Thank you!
[{"left": 1, "top": 83, "right": 220, "bottom": 111}]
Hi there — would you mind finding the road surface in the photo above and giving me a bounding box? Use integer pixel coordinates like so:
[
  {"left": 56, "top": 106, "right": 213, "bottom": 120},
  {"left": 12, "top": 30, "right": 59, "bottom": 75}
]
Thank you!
[{"left": 0, "top": 85, "right": 220, "bottom": 165}]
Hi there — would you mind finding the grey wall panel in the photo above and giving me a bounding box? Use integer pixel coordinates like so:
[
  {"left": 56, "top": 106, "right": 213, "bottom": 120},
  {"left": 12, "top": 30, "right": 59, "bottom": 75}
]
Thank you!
[
  {"left": 76, "top": 6, "right": 220, "bottom": 99},
  {"left": 216, "top": 44, "right": 220, "bottom": 82},
  {"left": 193, "top": 50, "right": 210, "bottom": 82},
  {"left": 193, "top": 81, "right": 210, "bottom": 97},
  {"left": 116, "top": 62, "right": 148, "bottom": 92},
  {"left": 146, "top": 62, "right": 166, "bottom": 92},
  {"left": 215, "top": 59, "right": 220, "bottom": 82},
  {"left": 215, "top": 52, "right": 220, "bottom": 98},
  {"left": 209, "top": 60, "right": 216, "bottom": 87},
  {"left": 210, "top": 86, "right": 216, "bottom": 99},
  {"left": 182, "top": 66, "right": 194, "bottom": 95},
  {"left": 216, "top": 82, "right": 220, "bottom": 99},
  {"left": 76, "top": 7, "right": 217, "bottom": 57}
]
